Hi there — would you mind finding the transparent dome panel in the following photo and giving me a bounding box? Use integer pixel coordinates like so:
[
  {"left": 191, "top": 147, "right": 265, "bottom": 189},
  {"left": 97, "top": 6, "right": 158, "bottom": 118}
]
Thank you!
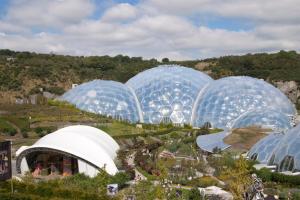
[
  {"left": 61, "top": 80, "right": 141, "bottom": 123},
  {"left": 193, "top": 76, "right": 296, "bottom": 128},
  {"left": 126, "top": 65, "right": 213, "bottom": 124}
]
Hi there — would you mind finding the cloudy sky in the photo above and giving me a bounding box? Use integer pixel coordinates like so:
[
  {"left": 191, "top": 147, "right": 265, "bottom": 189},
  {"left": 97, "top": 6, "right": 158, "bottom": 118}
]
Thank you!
[{"left": 0, "top": 0, "right": 299, "bottom": 60}]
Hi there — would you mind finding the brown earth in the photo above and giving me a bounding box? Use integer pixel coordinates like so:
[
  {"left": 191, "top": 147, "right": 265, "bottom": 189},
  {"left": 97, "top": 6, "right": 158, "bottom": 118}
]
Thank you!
[{"left": 223, "top": 126, "right": 272, "bottom": 151}]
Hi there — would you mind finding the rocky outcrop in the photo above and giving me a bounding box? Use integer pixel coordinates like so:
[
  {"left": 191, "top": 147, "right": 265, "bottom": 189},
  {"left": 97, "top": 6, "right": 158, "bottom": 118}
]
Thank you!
[{"left": 273, "top": 81, "right": 300, "bottom": 106}]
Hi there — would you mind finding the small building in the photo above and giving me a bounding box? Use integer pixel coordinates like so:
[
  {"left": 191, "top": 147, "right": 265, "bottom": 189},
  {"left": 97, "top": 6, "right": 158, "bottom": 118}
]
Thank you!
[
  {"left": 16, "top": 125, "right": 120, "bottom": 177},
  {"left": 72, "top": 84, "right": 78, "bottom": 89}
]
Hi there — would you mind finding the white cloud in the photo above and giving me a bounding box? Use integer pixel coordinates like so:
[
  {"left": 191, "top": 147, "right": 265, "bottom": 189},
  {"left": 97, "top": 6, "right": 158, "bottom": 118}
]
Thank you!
[
  {"left": 0, "top": 0, "right": 299, "bottom": 60},
  {"left": 146, "top": 0, "right": 300, "bottom": 23},
  {"left": 101, "top": 3, "right": 138, "bottom": 22},
  {"left": 5, "top": 0, "right": 94, "bottom": 28},
  {"left": 0, "top": 20, "right": 29, "bottom": 33}
]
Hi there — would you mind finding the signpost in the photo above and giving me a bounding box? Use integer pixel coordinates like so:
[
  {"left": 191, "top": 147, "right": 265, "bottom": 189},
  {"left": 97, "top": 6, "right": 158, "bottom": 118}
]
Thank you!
[{"left": 0, "top": 141, "right": 12, "bottom": 181}]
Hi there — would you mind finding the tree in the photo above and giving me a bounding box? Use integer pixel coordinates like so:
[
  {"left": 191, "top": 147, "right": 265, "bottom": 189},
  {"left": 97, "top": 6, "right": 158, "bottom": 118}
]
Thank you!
[
  {"left": 162, "top": 57, "right": 169, "bottom": 63},
  {"left": 110, "top": 172, "right": 130, "bottom": 189},
  {"left": 134, "top": 180, "right": 165, "bottom": 200},
  {"left": 188, "top": 187, "right": 201, "bottom": 200},
  {"left": 220, "top": 157, "right": 252, "bottom": 200},
  {"left": 196, "top": 127, "right": 209, "bottom": 136}
]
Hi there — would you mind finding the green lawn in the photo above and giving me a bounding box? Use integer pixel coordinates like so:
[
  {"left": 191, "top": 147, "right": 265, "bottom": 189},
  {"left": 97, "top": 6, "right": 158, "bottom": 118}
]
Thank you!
[
  {"left": 97, "top": 121, "right": 144, "bottom": 136},
  {"left": 2, "top": 116, "right": 29, "bottom": 130},
  {"left": 0, "top": 118, "right": 13, "bottom": 130}
]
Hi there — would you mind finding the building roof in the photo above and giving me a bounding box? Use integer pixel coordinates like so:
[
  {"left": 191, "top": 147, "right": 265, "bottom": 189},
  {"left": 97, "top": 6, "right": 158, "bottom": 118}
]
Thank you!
[
  {"left": 16, "top": 125, "right": 119, "bottom": 175},
  {"left": 196, "top": 129, "right": 231, "bottom": 153}
]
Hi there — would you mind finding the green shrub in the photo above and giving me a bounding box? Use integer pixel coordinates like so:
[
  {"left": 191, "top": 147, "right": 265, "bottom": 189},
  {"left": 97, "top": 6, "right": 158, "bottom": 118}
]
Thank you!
[
  {"left": 167, "top": 143, "right": 180, "bottom": 153},
  {"left": 188, "top": 176, "right": 219, "bottom": 188},
  {"left": 170, "top": 131, "right": 180, "bottom": 139},
  {"left": 187, "top": 187, "right": 202, "bottom": 200},
  {"left": 109, "top": 172, "right": 130, "bottom": 189},
  {"left": 3, "top": 127, "right": 17, "bottom": 136},
  {"left": 196, "top": 127, "right": 209, "bottom": 136},
  {"left": 21, "top": 131, "right": 28, "bottom": 138},
  {"left": 182, "top": 137, "right": 195, "bottom": 144},
  {"left": 0, "top": 172, "right": 120, "bottom": 200},
  {"left": 255, "top": 168, "right": 300, "bottom": 186},
  {"left": 34, "top": 126, "right": 56, "bottom": 137},
  {"left": 46, "top": 86, "right": 65, "bottom": 95},
  {"left": 183, "top": 124, "right": 192, "bottom": 129}
]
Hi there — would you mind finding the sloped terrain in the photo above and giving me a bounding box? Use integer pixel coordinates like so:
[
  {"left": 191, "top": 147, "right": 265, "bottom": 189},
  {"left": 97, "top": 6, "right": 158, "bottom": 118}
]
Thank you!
[{"left": 223, "top": 127, "right": 272, "bottom": 151}]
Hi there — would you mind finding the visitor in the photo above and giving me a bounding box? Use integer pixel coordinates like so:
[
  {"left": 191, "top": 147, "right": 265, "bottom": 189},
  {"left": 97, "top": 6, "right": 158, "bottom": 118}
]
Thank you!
[
  {"left": 50, "top": 163, "right": 58, "bottom": 175},
  {"left": 32, "top": 163, "right": 42, "bottom": 177}
]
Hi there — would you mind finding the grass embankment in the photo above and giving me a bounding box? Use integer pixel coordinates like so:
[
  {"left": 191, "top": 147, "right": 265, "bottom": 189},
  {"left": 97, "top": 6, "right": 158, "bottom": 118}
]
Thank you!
[
  {"left": 97, "top": 121, "right": 144, "bottom": 137},
  {"left": 0, "top": 117, "right": 15, "bottom": 130}
]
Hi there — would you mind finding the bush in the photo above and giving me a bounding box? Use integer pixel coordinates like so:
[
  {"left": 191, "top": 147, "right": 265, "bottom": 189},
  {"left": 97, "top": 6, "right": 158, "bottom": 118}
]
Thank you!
[
  {"left": 187, "top": 187, "right": 201, "bottom": 200},
  {"left": 46, "top": 86, "right": 65, "bottom": 95},
  {"left": 167, "top": 143, "right": 180, "bottom": 153},
  {"left": 196, "top": 127, "right": 209, "bottom": 136},
  {"left": 255, "top": 168, "right": 300, "bottom": 186},
  {"left": 170, "top": 132, "right": 180, "bottom": 139},
  {"left": 22, "top": 131, "right": 29, "bottom": 138},
  {"left": 188, "top": 176, "right": 219, "bottom": 188},
  {"left": 0, "top": 178, "right": 114, "bottom": 200},
  {"left": 47, "top": 99, "right": 76, "bottom": 109},
  {"left": 3, "top": 127, "right": 17, "bottom": 136},
  {"left": 183, "top": 124, "right": 192, "bottom": 129},
  {"left": 109, "top": 172, "right": 130, "bottom": 189},
  {"left": 34, "top": 127, "right": 56, "bottom": 137}
]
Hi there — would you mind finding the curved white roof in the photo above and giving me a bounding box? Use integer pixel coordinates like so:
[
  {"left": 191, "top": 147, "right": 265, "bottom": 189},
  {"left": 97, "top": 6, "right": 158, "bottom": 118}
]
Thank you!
[
  {"left": 196, "top": 129, "right": 231, "bottom": 153},
  {"left": 17, "top": 125, "right": 119, "bottom": 175}
]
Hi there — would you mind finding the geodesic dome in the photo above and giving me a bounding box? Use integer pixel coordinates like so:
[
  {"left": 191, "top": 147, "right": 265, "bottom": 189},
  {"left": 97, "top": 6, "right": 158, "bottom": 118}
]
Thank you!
[
  {"left": 271, "top": 124, "right": 300, "bottom": 172},
  {"left": 61, "top": 80, "right": 142, "bottom": 122},
  {"left": 126, "top": 65, "right": 213, "bottom": 124},
  {"left": 60, "top": 66, "right": 296, "bottom": 130},
  {"left": 192, "top": 76, "right": 296, "bottom": 129},
  {"left": 247, "top": 132, "right": 284, "bottom": 164},
  {"left": 232, "top": 109, "right": 292, "bottom": 131}
]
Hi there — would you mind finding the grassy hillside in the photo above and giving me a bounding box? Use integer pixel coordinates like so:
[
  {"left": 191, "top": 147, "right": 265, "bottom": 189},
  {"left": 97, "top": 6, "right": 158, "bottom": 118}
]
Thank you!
[
  {"left": 1, "top": 49, "right": 300, "bottom": 107},
  {"left": 202, "top": 50, "right": 300, "bottom": 82},
  {"left": 0, "top": 49, "right": 159, "bottom": 96}
]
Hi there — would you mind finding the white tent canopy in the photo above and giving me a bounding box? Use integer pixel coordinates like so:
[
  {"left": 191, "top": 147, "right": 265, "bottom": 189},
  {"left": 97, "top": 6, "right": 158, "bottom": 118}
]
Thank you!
[{"left": 16, "top": 125, "right": 120, "bottom": 176}]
